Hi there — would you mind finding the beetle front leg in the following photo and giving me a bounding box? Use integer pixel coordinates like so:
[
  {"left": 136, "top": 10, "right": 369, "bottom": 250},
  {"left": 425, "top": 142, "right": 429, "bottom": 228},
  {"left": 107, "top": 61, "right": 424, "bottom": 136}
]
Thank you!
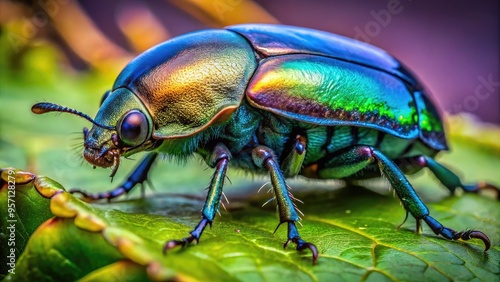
[
  {"left": 401, "top": 156, "right": 499, "bottom": 199},
  {"left": 163, "top": 144, "right": 231, "bottom": 252},
  {"left": 317, "top": 146, "right": 491, "bottom": 250},
  {"left": 71, "top": 152, "right": 158, "bottom": 202},
  {"left": 252, "top": 146, "right": 318, "bottom": 265}
]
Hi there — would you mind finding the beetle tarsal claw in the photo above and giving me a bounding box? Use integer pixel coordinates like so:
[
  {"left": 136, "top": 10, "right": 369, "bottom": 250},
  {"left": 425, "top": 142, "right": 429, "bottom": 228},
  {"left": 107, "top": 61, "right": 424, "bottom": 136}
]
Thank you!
[
  {"left": 467, "top": 182, "right": 500, "bottom": 200},
  {"left": 69, "top": 189, "right": 92, "bottom": 201},
  {"left": 163, "top": 236, "right": 197, "bottom": 254},
  {"left": 284, "top": 237, "right": 319, "bottom": 265},
  {"left": 162, "top": 240, "right": 185, "bottom": 254},
  {"left": 454, "top": 230, "right": 491, "bottom": 251}
]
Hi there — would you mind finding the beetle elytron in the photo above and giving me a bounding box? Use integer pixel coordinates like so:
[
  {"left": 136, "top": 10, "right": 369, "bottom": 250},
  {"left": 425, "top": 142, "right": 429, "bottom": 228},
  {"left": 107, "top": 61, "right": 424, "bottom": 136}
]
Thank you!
[{"left": 32, "top": 24, "right": 498, "bottom": 264}]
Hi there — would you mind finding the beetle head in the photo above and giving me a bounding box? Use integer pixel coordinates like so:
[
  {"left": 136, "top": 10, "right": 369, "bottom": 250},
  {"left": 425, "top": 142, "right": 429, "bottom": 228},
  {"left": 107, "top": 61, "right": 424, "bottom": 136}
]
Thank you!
[{"left": 32, "top": 88, "right": 154, "bottom": 177}]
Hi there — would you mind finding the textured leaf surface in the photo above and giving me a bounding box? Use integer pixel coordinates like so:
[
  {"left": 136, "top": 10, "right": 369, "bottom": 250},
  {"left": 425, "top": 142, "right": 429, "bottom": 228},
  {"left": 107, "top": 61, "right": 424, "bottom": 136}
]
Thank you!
[
  {"left": 0, "top": 34, "right": 499, "bottom": 282},
  {"left": 1, "top": 160, "right": 499, "bottom": 281}
]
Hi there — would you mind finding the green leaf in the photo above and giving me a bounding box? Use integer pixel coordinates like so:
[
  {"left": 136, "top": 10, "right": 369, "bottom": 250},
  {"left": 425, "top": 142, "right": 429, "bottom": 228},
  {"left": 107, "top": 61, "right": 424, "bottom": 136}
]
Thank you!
[
  {"left": 1, "top": 163, "right": 499, "bottom": 281},
  {"left": 0, "top": 32, "right": 499, "bottom": 281},
  {"left": 0, "top": 169, "right": 53, "bottom": 277}
]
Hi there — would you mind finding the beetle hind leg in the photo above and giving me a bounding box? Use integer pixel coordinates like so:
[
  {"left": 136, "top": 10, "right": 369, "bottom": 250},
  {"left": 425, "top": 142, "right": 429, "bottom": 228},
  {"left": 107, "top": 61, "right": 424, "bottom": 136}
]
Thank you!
[
  {"left": 422, "top": 215, "right": 490, "bottom": 250},
  {"left": 402, "top": 156, "right": 499, "bottom": 199},
  {"left": 317, "top": 146, "right": 491, "bottom": 250},
  {"left": 71, "top": 152, "right": 158, "bottom": 202}
]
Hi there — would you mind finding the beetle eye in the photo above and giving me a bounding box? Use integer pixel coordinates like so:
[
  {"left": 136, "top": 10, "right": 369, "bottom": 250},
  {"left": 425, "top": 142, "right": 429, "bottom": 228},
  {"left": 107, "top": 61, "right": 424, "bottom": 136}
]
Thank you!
[
  {"left": 117, "top": 110, "right": 149, "bottom": 147},
  {"left": 100, "top": 90, "right": 112, "bottom": 106}
]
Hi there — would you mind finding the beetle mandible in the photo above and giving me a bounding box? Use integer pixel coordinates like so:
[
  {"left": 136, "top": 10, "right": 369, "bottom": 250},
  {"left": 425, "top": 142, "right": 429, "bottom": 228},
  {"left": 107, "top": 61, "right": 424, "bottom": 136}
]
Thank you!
[{"left": 32, "top": 24, "right": 499, "bottom": 264}]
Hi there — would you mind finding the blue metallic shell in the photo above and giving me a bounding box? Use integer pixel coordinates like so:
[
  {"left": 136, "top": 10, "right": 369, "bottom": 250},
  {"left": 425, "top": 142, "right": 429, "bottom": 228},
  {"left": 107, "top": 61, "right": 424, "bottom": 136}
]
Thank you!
[{"left": 111, "top": 24, "right": 447, "bottom": 150}]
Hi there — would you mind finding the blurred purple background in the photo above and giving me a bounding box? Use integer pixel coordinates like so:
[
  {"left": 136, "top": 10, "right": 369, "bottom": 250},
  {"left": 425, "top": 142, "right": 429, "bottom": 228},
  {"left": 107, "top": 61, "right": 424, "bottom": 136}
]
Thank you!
[{"left": 75, "top": 0, "right": 499, "bottom": 124}]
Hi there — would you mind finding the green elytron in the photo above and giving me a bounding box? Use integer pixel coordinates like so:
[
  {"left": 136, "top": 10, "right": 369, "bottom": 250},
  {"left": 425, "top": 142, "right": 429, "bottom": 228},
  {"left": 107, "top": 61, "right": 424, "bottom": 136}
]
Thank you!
[{"left": 31, "top": 24, "right": 498, "bottom": 264}]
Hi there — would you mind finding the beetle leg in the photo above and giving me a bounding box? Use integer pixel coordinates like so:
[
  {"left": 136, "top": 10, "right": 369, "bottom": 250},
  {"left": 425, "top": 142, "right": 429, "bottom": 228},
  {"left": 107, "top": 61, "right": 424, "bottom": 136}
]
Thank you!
[
  {"left": 280, "top": 135, "right": 307, "bottom": 178},
  {"left": 283, "top": 222, "right": 319, "bottom": 265},
  {"left": 163, "top": 144, "right": 231, "bottom": 252},
  {"left": 317, "top": 146, "right": 491, "bottom": 250},
  {"left": 403, "top": 156, "right": 499, "bottom": 199},
  {"left": 71, "top": 152, "right": 158, "bottom": 202},
  {"left": 252, "top": 145, "right": 318, "bottom": 265}
]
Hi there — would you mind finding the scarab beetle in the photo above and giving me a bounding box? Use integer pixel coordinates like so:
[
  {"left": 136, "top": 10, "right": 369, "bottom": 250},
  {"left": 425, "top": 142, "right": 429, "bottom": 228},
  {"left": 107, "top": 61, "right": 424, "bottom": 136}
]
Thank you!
[{"left": 32, "top": 24, "right": 498, "bottom": 264}]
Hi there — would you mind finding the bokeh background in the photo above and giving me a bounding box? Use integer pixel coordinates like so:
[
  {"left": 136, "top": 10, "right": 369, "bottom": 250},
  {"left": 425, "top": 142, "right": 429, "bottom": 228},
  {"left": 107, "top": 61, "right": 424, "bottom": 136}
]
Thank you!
[{"left": 1, "top": 0, "right": 498, "bottom": 123}]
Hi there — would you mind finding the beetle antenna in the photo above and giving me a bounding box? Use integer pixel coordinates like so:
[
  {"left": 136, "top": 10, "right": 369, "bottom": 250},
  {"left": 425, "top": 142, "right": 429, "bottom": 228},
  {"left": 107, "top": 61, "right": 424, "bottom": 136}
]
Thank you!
[{"left": 32, "top": 102, "right": 114, "bottom": 130}]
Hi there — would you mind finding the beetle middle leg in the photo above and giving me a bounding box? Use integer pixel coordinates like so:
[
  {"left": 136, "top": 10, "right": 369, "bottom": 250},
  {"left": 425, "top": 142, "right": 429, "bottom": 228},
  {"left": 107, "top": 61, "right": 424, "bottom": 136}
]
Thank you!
[
  {"left": 71, "top": 152, "right": 158, "bottom": 202},
  {"left": 316, "top": 146, "right": 491, "bottom": 250},
  {"left": 253, "top": 145, "right": 318, "bottom": 265},
  {"left": 397, "top": 156, "right": 499, "bottom": 199},
  {"left": 163, "top": 144, "right": 231, "bottom": 252}
]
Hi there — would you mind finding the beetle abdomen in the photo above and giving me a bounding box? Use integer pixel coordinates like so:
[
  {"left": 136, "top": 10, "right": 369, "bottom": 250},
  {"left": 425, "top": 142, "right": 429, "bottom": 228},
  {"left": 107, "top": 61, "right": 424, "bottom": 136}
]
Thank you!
[
  {"left": 304, "top": 126, "right": 404, "bottom": 162},
  {"left": 219, "top": 104, "right": 436, "bottom": 179}
]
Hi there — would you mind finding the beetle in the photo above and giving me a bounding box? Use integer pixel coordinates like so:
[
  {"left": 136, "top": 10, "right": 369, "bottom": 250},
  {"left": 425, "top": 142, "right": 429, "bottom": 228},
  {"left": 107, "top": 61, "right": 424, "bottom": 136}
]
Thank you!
[{"left": 32, "top": 24, "right": 498, "bottom": 265}]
